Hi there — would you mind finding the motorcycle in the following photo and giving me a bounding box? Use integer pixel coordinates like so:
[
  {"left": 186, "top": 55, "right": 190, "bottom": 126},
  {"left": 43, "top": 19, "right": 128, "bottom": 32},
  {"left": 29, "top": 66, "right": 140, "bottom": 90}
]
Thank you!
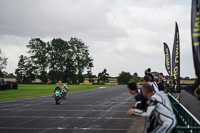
[
  {"left": 54, "top": 90, "right": 62, "bottom": 104},
  {"left": 62, "top": 88, "right": 68, "bottom": 99}
]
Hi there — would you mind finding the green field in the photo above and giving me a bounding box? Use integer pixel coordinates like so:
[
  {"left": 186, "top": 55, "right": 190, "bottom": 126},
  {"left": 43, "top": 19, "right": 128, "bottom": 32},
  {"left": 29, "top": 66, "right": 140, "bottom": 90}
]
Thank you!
[{"left": 0, "top": 84, "right": 115, "bottom": 102}]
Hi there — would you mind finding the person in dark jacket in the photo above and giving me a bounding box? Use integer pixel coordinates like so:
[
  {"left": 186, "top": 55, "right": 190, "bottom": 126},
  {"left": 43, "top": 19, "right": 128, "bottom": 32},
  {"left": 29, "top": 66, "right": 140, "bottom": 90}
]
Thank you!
[
  {"left": 159, "top": 73, "right": 167, "bottom": 87},
  {"left": 145, "top": 68, "right": 154, "bottom": 82},
  {"left": 127, "top": 82, "right": 148, "bottom": 111},
  {"left": 144, "top": 68, "right": 159, "bottom": 93},
  {"left": 155, "top": 77, "right": 166, "bottom": 92}
]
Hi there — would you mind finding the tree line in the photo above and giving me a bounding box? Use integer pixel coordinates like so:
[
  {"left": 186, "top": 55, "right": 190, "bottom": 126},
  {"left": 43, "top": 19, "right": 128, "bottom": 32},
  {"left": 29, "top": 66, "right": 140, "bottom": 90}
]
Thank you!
[
  {"left": 14, "top": 38, "right": 93, "bottom": 83},
  {"left": 0, "top": 38, "right": 194, "bottom": 84}
]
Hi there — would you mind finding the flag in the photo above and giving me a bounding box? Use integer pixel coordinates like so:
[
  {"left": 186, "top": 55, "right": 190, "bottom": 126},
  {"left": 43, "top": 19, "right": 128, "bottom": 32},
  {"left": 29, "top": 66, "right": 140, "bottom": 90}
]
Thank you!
[
  {"left": 172, "top": 22, "right": 180, "bottom": 92},
  {"left": 164, "top": 42, "right": 171, "bottom": 77},
  {"left": 191, "top": 0, "right": 200, "bottom": 96}
]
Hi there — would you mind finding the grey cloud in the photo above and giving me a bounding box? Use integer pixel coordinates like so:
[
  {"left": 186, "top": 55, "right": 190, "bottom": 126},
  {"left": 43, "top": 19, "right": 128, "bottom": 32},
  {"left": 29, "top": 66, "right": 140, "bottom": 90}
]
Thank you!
[
  {"left": 0, "top": 0, "right": 127, "bottom": 41},
  {"left": 127, "top": 0, "right": 189, "bottom": 8},
  {"left": 0, "top": 0, "right": 195, "bottom": 78}
]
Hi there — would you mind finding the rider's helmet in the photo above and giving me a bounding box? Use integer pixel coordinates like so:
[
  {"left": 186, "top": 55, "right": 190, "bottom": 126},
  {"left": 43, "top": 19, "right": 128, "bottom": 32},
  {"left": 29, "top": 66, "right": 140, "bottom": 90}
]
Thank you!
[
  {"left": 64, "top": 84, "right": 66, "bottom": 87},
  {"left": 56, "top": 85, "right": 60, "bottom": 88}
]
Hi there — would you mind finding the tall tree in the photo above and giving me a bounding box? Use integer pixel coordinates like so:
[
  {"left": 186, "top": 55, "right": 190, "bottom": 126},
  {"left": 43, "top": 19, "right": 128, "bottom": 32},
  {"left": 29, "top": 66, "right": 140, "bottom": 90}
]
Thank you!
[
  {"left": 132, "top": 72, "right": 141, "bottom": 83},
  {"left": 48, "top": 38, "right": 70, "bottom": 83},
  {"left": 15, "top": 55, "right": 26, "bottom": 82},
  {"left": 0, "top": 49, "right": 8, "bottom": 78},
  {"left": 27, "top": 38, "right": 48, "bottom": 83},
  {"left": 68, "top": 37, "right": 93, "bottom": 83},
  {"left": 87, "top": 62, "right": 94, "bottom": 83},
  {"left": 65, "top": 59, "right": 77, "bottom": 83},
  {"left": 15, "top": 55, "right": 36, "bottom": 83},
  {"left": 98, "top": 69, "right": 109, "bottom": 83},
  {"left": 117, "top": 71, "right": 132, "bottom": 84}
]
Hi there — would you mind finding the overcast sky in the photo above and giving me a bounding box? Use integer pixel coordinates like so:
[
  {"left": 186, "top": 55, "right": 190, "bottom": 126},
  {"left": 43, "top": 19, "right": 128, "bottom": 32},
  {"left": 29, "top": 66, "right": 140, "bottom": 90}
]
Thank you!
[{"left": 0, "top": 0, "right": 195, "bottom": 78}]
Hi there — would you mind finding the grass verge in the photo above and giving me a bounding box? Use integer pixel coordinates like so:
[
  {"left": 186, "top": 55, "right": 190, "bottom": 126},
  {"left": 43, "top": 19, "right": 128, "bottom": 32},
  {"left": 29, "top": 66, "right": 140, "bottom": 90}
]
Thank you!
[{"left": 0, "top": 84, "right": 115, "bottom": 102}]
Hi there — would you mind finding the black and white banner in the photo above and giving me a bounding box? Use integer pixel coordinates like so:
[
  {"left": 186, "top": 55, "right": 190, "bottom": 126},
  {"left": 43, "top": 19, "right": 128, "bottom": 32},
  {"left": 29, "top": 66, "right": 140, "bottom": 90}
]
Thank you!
[
  {"left": 164, "top": 42, "right": 171, "bottom": 78},
  {"left": 191, "top": 0, "right": 200, "bottom": 96},
  {"left": 172, "top": 22, "right": 180, "bottom": 92}
]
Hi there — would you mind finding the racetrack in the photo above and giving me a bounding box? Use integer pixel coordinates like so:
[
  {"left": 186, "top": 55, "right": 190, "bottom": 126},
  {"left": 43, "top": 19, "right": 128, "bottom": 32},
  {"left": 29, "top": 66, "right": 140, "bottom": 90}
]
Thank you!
[{"left": 0, "top": 85, "right": 135, "bottom": 133}]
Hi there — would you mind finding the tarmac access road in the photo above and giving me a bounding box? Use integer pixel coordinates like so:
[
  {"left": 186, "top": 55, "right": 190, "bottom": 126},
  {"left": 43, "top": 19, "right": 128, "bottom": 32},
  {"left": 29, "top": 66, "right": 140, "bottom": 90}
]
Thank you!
[{"left": 0, "top": 85, "right": 136, "bottom": 133}]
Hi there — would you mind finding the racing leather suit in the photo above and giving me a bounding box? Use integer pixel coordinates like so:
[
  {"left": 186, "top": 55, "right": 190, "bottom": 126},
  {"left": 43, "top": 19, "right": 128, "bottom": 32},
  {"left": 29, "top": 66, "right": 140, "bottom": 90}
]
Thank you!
[
  {"left": 54, "top": 87, "right": 62, "bottom": 93},
  {"left": 62, "top": 86, "right": 68, "bottom": 91},
  {"left": 134, "top": 91, "right": 176, "bottom": 133}
]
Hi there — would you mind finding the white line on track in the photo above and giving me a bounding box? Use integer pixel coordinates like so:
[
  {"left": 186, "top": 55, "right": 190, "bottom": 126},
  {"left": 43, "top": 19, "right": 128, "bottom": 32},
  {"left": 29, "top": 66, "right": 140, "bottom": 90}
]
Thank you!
[
  {"left": 0, "top": 116, "right": 131, "bottom": 120},
  {"left": 0, "top": 108, "right": 127, "bottom": 112},
  {"left": 0, "top": 127, "right": 128, "bottom": 131}
]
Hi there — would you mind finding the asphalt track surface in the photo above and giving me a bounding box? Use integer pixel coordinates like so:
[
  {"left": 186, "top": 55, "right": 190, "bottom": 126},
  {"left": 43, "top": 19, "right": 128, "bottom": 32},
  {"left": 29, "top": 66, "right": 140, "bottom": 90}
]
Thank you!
[
  {"left": 180, "top": 90, "right": 200, "bottom": 120},
  {"left": 0, "top": 85, "right": 135, "bottom": 133}
]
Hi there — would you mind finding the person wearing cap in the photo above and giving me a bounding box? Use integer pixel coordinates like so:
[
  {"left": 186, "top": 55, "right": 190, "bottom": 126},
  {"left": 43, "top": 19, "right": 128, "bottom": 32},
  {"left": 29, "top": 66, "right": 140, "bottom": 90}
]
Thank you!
[
  {"left": 144, "top": 68, "right": 159, "bottom": 93},
  {"left": 145, "top": 68, "right": 154, "bottom": 82}
]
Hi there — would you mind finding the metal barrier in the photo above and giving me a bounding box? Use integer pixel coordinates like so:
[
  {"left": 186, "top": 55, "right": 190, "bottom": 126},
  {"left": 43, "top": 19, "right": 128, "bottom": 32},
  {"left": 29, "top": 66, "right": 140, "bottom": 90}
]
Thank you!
[{"left": 168, "top": 93, "right": 200, "bottom": 133}]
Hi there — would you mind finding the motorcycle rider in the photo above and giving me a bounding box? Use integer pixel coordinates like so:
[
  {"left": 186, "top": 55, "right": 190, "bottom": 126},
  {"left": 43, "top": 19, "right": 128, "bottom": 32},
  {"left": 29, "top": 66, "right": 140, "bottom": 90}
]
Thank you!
[
  {"left": 62, "top": 84, "right": 68, "bottom": 91},
  {"left": 62, "top": 84, "right": 68, "bottom": 97},
  {"left": 54, "top": 85, "right": 62, "bottom": 92},
  {"left": 53, "top": 85, "right": 62, "bottom": 97}
]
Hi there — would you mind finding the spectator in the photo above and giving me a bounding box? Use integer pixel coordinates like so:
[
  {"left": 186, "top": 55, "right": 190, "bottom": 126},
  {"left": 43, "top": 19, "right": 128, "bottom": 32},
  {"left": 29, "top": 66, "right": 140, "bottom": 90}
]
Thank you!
[
  {"left": 127, "top": 82, "right": 148, "bottom": 111},
  {"left": 143, "top": 74, "right": 159, "bottom": 93},
  {"left": 145, "top": 68, "right": 154, "bottom": 82},
  {"left": 159, "top": 73, "right": 167, "bottom": 87},
  {"left": 143, "top": 75, "right": 150, "bottom": 84},
  {"left": 155, "top": 77, "right": 166, "bottom": 92},
  {"left": 127, "top": 83, "right": 176, "bottom": 133}
]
